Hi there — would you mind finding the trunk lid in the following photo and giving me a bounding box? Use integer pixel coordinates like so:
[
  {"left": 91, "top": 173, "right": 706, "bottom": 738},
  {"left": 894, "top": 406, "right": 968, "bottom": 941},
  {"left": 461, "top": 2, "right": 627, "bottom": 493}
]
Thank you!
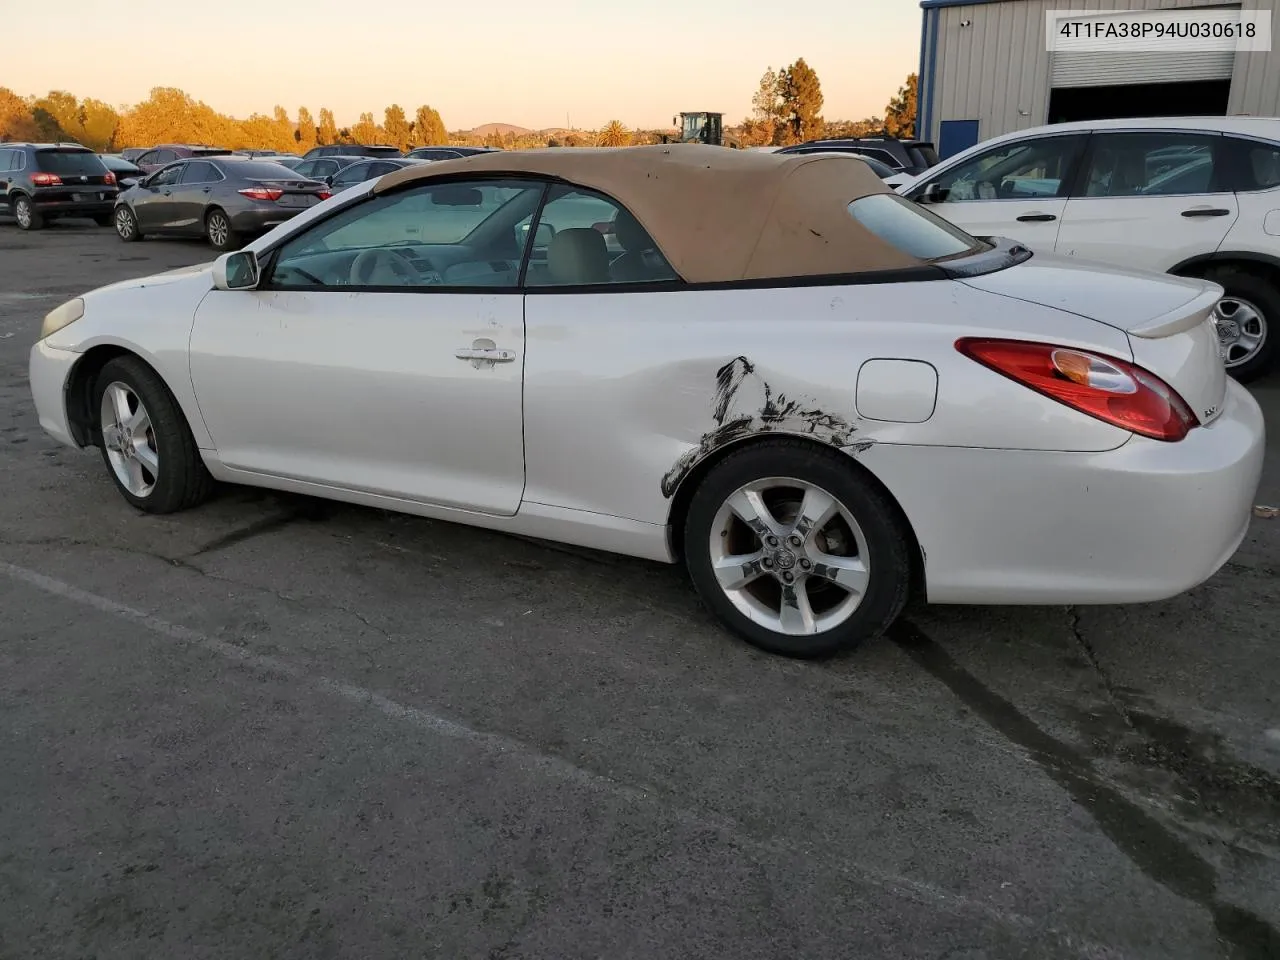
[
  {"left": 960, "top": 253, "right": 1228, "bottom": 427},
  {"left": 34, "top": 148, "right": 116, "bottom": 188},
  {"left": 243, "top": 177, "right": 329, "bottom": 208}
]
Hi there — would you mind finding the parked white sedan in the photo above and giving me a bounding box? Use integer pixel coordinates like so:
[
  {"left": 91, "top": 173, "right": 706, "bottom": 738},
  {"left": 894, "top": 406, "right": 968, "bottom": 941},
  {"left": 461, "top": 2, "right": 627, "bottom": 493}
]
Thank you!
[{"left": 28, "top": 145, "right": 1266, "bottom": 658}]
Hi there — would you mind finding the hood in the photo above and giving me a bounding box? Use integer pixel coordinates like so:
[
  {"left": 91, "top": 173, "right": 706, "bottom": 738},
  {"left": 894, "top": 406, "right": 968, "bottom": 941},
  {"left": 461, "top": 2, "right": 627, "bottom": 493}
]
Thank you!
[
  {"left": 86, "top": 260, "right": 214, "bottom": 299},
  {"left": 957, "top": 252, "right": 1219, "bottom": 335}
]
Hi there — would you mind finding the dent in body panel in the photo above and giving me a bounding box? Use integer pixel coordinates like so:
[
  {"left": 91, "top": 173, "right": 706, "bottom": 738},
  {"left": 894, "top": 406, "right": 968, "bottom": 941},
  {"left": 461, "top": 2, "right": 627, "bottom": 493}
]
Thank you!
[{"left": 660, "top": 355, "right": 868, "bottom": 498}]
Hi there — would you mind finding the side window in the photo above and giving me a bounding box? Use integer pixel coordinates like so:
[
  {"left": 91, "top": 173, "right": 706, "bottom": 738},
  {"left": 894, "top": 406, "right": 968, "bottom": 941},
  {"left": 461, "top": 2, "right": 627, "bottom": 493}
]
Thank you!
[
  {"left": 155, "top": 150, "right": 178, "bottom": 164},
  {"left": 859, "top": 149, "right": 902, "bottom": 168},
  {"left": 1225, "top": 137, "right": 1280, "bottom": 192},
  {"left": 524, "top": 184, "right": 679, "bottom": 287},
  {"left": 922, "top": 135, "right": 1086, "bottom": 202},
  {"left": 136, "top": 151, "right": 158, "bottom": 166},
  {"left": 180, "top": 161, "right": 221, "bottom": 185},
  {"left": 0, "top": 149, "right": 12, "bottom": 173},
  {"left": 150, "top": 164, "right": 184, "bottom": 187},
  {"left": 1080, "top": 133, "right": 1223, "bottom": 198},
  {"left": 266, "top": 179, "right": 544, "bottom": 289},
  {"left": 331, "top": 163, "right": 369, "bottom": 188}
]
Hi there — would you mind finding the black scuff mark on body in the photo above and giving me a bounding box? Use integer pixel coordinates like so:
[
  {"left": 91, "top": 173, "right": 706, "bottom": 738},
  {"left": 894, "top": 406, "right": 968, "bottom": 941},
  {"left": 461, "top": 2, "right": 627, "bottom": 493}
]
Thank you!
[{"left": 661, "top": 356, "right": 869, "bottom": 498}]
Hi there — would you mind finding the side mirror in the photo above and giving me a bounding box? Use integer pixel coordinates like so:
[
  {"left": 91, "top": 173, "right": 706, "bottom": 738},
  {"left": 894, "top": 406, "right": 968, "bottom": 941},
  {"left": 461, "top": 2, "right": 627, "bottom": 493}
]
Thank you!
[
  {"left": 212, "top": 250, "right": 260, "bottom": 291},
  {"left": 919, "top": 182, "right": 949, "bottom": 204},
  {"left": 518, "top": 222, "right": 555, "bottom": 246}
]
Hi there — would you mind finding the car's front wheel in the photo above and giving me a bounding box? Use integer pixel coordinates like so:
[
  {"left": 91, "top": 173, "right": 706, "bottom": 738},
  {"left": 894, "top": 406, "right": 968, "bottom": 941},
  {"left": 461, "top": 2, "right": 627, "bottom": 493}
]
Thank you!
[
  {"left": 114, "top": 205, "right": 141, "bottom": 241},
  {"left": 12, "top": 195, "right": 42, "bottom": 230},
  {"left": 93, "top": 356, "right": 215, "bottom": 514},
  {"left": 682, "top": 439, "right": 913, "bottom": 658},
  {"left": 1205, "top": 265, "right": 1276, "bottom": 383}
]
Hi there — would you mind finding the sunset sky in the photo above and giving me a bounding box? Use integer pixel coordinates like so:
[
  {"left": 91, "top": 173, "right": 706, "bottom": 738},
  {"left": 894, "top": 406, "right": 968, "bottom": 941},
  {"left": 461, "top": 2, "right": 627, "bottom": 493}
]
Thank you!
[{"left": 6, "top": 0, "right": 920, "bottom": 131}]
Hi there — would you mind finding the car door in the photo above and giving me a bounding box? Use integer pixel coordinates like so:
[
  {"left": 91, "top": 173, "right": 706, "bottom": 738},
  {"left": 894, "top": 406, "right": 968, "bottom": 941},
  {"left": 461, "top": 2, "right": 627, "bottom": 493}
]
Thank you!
[
  {"left": 1053, "top": 130, "right": 1238, "bottom": 273},
  {"left": 188, "top": 177, "right": 546, "bottom": 515},
  {"left": 0, "top": 149, "right": 13, "bottom": 205},
  {"left": 904, "top": 133, "right": 1089, "bottom": 252},
  {"left": 132, "top": 162, "right": 186, "bottom": 230},
  {"left": 172, "top": 160, "right": 223, "bottom": 232}
]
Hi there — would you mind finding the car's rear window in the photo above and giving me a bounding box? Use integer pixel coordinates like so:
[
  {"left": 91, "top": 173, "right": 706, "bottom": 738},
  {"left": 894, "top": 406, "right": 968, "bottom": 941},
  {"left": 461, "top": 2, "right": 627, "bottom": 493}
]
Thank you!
[
  {"left": 847, "top": 193, "right": 985, "bottom": 262},
  {"left": 232, "top": 160, "right": 308, "bottom": 179},
  {"left": 35, "top": 149, "right": 108, "bottom": 175},
  {"left": 192, "top": 148, "right": 232, "bottom": 156}
]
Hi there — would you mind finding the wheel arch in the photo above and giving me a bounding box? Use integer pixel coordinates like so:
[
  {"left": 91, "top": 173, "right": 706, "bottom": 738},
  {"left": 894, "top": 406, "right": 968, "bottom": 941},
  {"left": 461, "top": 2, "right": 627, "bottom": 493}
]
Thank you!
[
  {"left": 65, "top": 343, "right": 207, "bottom": 450},
  {"left": 663, "top": 432, "right": 928, "bottom": 600},
  {"left": 1168, "top": 250, "right": 1280, "bottom": 286}
]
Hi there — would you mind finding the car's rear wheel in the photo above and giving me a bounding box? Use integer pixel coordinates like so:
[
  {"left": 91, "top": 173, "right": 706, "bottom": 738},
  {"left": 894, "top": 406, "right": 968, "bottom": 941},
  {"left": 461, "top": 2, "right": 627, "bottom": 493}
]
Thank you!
[
  {"left": 682, "top": 439, "right": 913, "bottom": 658},
  {"left": 93, "top": 356, "right": 215, "bottom": 514},
  {"left": 114, "top": 205, "right": 141, "bottom": 241},
  {"left": 12, "top": 195, "right": 42, "bottom": 230},
  {"left": 1204, "top": 266, "right": 1276, "bottom": 383},
  {"left": 205, "top": 208, "right": 238, "bottom": 251}
]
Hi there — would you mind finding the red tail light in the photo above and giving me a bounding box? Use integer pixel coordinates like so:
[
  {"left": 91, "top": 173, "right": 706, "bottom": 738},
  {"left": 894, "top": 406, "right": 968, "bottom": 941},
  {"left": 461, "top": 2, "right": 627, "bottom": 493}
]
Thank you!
[
  {"left": 31, "top": 172, "right": 62, "bottom": 186},
  {"left": 239, "top": 186, "right": 283, "bottom": 201},
  {"left": 955, "top": 338, "right": 1197, "bottom": 442},
  {"left": 103, "top": 171, "right": 116, "bottom": 185},
  {"left": 316, "top": 190, "right": 331, "bottom": 201}
]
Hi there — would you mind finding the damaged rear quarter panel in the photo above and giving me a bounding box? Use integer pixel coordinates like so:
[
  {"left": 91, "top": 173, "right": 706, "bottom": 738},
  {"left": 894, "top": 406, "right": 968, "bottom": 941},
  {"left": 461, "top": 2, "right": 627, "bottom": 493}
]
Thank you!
[{"left": 519, "top": 280, "right": 1134, "bottom": 527}]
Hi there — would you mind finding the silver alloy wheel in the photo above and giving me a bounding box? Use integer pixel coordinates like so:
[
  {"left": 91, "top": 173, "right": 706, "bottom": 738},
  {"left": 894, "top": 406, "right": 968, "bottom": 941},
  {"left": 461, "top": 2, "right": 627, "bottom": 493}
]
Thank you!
[
  {"left": 14, "top": 197, "right": 31, "bottom": 229},
  {"left": 99, "top": 381, "right": 159, "bottom": 498},
  {"left": 708, "top": 476, "right": 870, "bottom": 636},
  {"left": 1213, "top": 297, "right": 1268, "bottom": 368},
  {"left": 207, "top": 212, "right": 229, "bottom": 247},
  {"left": 115, "top": 206, "right": 135, "bottom": 238}
]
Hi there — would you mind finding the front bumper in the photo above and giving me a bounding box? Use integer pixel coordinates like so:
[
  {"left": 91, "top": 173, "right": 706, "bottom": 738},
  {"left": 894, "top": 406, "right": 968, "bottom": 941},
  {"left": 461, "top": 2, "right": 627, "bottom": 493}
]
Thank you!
[
  {"left": 862, "top": 377, "right": 1266, "bottom": 605},
  {"left": 29, "top": 340, "right": 82, "bottom": 448}
]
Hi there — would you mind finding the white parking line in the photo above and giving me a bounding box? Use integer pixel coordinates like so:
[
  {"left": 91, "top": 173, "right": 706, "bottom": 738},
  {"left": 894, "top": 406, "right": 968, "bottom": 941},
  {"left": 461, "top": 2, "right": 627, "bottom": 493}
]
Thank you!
[{"left": 0, "top": 558, "right": 1120, "bottom": 956}]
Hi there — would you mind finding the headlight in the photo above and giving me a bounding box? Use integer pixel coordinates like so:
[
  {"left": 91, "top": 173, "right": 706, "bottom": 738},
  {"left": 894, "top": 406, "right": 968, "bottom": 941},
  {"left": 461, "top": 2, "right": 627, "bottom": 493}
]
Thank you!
[{"left": 39, "top": 298, "right": 85, "bottom": 340}]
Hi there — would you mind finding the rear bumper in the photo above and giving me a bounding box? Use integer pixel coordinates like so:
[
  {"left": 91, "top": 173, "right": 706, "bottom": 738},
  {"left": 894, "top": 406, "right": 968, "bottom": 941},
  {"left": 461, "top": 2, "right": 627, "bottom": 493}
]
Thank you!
[
  {"left": 31, "top": 188, "right": 117, "bottom": 215},
  {"left": 29, "top": 340, "right": 82, "bottom": 449},
  {"left": 228, "top": 206, "right": 309, "bottom": 234},
  {"left": 862, "top": 378, "right": 1266, "bottom": 604}
]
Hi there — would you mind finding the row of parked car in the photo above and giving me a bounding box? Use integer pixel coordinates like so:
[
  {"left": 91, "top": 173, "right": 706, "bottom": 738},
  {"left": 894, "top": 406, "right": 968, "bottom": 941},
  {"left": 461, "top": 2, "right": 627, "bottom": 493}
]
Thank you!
[{"left": 0, "top": 140, "right": 501, "bottom": 253}]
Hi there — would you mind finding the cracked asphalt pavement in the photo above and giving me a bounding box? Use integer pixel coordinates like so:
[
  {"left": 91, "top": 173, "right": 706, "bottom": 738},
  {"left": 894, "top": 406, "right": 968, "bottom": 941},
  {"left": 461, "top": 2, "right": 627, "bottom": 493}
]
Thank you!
[{"left": 1, "top": 222, "right": 1279, "bottom": 960}]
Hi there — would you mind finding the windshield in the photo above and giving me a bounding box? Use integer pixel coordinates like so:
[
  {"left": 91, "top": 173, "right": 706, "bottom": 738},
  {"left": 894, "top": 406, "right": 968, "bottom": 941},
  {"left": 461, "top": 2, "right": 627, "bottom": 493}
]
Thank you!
[
  {"left": 35, "top": 150, "right": 108, "bottom": 175},
  {"left": 847, "top": 193, "right": 987, "bottom": 262}
]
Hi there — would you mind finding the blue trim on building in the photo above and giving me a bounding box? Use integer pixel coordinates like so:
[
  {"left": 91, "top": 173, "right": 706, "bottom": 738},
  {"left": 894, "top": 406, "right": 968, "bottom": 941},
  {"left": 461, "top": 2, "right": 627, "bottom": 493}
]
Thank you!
[{"left": 920, "top": 0, "right": 1002, "bottom": 8}]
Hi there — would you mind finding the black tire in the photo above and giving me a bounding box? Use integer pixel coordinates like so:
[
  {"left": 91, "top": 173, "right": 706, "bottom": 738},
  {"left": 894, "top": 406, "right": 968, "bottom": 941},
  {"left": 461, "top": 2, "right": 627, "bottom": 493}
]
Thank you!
[
  {"left": 682, "top": 438, "right": 913, "bottom": 659},
  {"left": 93, "top": 213, "right": 114, "bottom": 227},
  {"left": 1202, "top": 265, "right": 1277, "bottom": 383},
  {"left": 114, "top": 205, "right": 142, "bottom": 241},
  {"left": 93, "top": 355, "right": 215, "bottom": 514},
  {"left": 205, "top": 208, "right": 239, "bottom": 251},
  {"left": 12, "top": 194, "right": 42, "bottom": 230}
]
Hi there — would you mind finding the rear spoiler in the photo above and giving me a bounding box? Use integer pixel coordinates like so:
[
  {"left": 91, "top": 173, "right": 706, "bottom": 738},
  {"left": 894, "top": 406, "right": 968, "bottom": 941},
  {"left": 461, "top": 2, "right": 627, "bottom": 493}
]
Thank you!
[{"left": 1125, "top": 283, "right": 1223, "bottom": 339}]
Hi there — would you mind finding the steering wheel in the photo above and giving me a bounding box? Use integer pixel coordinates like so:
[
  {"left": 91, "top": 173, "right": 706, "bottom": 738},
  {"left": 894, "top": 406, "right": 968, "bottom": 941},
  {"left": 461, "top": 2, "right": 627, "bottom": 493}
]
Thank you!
[{"left": 349, "top": 248, "right": 422, "bottom": 286}]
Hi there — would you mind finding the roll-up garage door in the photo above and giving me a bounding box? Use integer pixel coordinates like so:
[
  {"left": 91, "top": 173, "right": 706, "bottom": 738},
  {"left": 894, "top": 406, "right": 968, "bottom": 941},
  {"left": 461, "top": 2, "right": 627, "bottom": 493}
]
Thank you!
[{"left": 1051, "top": 7, "right": 1239, "bottom": 88}]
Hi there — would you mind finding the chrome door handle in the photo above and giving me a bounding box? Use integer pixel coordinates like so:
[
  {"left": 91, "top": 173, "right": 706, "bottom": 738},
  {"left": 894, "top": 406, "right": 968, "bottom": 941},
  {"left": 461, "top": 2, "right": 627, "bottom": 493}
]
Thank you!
[{"left": 455, "top": 347, "right": 516, "bottom": 362}]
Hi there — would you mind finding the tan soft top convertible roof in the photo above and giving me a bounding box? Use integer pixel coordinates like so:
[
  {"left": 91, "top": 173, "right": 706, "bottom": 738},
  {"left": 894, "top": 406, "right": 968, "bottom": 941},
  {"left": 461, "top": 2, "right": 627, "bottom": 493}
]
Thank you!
[{"left": 372, "top": 144, "right": 925, "bottom": 283}]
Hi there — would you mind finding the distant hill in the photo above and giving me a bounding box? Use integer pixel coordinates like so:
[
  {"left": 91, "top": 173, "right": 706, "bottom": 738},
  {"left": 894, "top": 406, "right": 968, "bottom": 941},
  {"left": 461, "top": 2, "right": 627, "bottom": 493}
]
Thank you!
[{"left": 468, "top": 122, "right": 533, "bottom": 137}]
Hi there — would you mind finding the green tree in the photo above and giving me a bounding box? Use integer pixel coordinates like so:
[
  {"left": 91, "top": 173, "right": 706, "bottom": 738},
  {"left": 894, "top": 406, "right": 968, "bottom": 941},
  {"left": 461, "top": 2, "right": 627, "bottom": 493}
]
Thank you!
[
  {"left": 779, "top": 58, "right": 824, "bottom": 143},
  {"left": 883, "top": 73, "right": 918, "bottom": 139},
  {"left": 412, "top": 105, "right": 448, "bottom": 146},
  {"left": 351, "top": 111, "right": 380, "bottom": 144},
  {"left": 597, "top": 120, "right": 631, "bottom": 147},
  {"left": 384, "top": 104, "right": 411, "bottom": 151},
  {"left": 747, "top": 67, "right": 786, "bottom": 146},
  {"left": 317, "top": 107, "right": 338, "bottom": 145},
  {"left": 296, "top": 106, "right": 316, "bottom": 151}
]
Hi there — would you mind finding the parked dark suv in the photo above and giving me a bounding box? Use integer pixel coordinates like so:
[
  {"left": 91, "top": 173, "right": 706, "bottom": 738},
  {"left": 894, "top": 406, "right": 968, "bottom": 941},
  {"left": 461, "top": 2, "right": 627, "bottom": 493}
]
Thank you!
[
  {"left": 301, "top": 143, "right": 402, "bottom": 160},
  {"left": 777, "top": 136, "right": 939, "bottom": 176},
  {"left": 0, "top": 142, "right": 119, "bottom": 230}
]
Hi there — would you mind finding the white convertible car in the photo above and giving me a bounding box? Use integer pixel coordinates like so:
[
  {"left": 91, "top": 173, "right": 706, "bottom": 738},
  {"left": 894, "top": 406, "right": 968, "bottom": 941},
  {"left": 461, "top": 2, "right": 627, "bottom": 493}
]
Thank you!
[{"left": 29, "top": 145, "right": 1265, "bottom": 658}]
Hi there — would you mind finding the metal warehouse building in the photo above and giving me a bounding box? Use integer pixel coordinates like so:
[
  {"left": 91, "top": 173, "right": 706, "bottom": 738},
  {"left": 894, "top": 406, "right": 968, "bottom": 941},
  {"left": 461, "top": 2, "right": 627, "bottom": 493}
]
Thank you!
[{"left": 917, "top": 0, "right": 1280, "bottom": 158}]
